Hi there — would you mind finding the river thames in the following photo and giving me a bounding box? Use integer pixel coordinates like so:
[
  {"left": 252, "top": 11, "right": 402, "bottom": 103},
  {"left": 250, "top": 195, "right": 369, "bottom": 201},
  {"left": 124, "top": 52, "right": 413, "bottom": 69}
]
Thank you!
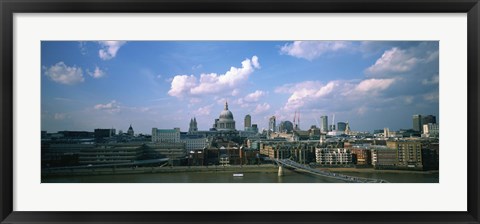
[{"left": 42, "top": 167, "right": 438, "bottom": 183}]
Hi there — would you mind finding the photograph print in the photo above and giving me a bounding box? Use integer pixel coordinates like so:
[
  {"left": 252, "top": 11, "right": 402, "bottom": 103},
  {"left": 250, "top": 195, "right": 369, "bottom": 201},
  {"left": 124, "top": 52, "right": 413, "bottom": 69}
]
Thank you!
[{"left": 41, "top": 41, "right": 439, "bottom": 183}]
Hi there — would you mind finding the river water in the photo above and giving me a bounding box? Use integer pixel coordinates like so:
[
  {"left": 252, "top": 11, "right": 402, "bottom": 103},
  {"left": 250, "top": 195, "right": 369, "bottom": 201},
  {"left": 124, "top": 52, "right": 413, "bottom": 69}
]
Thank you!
[{"left": 43, "top": 169, "right": 438, "bottom": 183}]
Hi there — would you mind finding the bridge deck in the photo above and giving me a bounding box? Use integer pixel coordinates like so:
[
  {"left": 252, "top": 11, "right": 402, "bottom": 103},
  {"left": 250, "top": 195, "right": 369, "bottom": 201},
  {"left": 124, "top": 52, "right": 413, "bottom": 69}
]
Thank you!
[{"left": 274, "top": 159, "right": 389, "bottom": 183}]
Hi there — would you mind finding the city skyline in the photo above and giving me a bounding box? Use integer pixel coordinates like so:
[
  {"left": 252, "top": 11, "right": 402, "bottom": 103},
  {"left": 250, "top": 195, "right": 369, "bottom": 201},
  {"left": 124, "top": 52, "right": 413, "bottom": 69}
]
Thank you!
[{"left": 41, "top": 41, "right": 439, "bottom": 134}]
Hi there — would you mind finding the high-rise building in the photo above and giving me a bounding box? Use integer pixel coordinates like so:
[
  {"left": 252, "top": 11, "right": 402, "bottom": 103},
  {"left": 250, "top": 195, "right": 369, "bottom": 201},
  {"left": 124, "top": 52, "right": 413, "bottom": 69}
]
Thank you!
[
  {"left": 279, "top": 121, "right": 294, "bottom": 133},
  {"left": 244, "top": 114, "right": 251, "bottom": 130},
  {"left": 321, "top": 116, "right": 328, "bottom": 133},
  {"left": 422, "top": 115, "right": 437, "bottom": 124},
  {"left": 269, "top": 116, "right": 276, "bottom": 132},
  {"left": 412, "top": 114, "right": 422, "bottom": 132},
  {"left": 337, "top": 122, "right": 347, "bottom": 132},
  {"left": 251, "top": 124, "right": 259, "bottom": 133}
]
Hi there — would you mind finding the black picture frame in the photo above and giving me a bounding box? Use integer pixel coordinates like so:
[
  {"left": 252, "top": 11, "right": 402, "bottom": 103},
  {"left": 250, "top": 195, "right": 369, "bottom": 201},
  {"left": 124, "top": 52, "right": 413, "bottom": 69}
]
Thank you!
[{"left": 1, "top": 0, "right": 479, "bottom": 223}]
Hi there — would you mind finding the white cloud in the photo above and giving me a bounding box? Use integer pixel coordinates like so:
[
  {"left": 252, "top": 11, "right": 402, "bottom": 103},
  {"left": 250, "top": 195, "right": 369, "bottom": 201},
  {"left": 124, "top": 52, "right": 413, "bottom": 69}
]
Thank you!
[
  {"left": 168, "top": 56, "right": 260, "bottom": 97},
  {"left": 87, "top": 66, "right": 107, "bottom": 79},
  {"left": 54, "top": 113, "right": 67, "bottom": 120},
  {"left": 423, "top": 92, "right": 439, "bottom": 102},
  {"left": 98, "top": 41, "right": 126, "bottom": 60},
  {"left": 404, "top": 96, "right": 414, "bottom": 104},
  {"left": 354, "top": 78, "right": 395, "bottom": 93},
  {"left": 54, "top": 97, "right": 73, "bottom": 102},
  {"left": 168, "top": 75, "right": 198, "bottom": 97},
  {"left": 422, "top": 75, "right": 439, "bottom": 85},
  {"left": 94, "top": 100, "right": 120, "bottom": 113},
  {"left": 189, "top": 98, "right": 202, "bottom": 104},
  {"left": 365, "top": 47, "right": 417, "bottom": 74},
  {"left": 280, "top": 41, "right": 349, "bottom": 60},
  {"left": 365, "top": 46, "right": 438, "bottom": 76},
  {"left": 279, "top": 81, "right": 338, "bottom": 110},
  {"left": 231, "top": 89, "right": 240, "bottom": 96},
  {"left": 279, "top": 78, "right": 395, "bottom": 111},
  {"left": 192, "top": 64, "right": 203, "bottom": 70},
  {"left": 236, "top": 90, "right": 267, "bottom": 108},
  {"left": 355, "top": 106, "right": 368, "bottom": 115},
  {"left": 194, "top": 105, "right": 213, "bottom": 116},
  {"left": 243, "top": 90, "right": 266, "bottom": 102},
  {"left": 216, "top": 98, "right": 228, "bottom": 105},
  {"left": 253, "top": 103, "right": 271, "bottom": 115},
  {"left": 44, "top": 62, "right": 84, "bottom": 85}
]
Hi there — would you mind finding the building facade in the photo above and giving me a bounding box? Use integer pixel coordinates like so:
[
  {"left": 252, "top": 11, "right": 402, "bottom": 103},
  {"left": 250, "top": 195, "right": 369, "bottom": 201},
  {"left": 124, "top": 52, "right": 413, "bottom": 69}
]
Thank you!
[
  {"left": 315, "top": 148, "right": 352, "bottom": 165},
  {"left": 278, "top": 121, "right": 293, "bottom": 133},
  {"left": 337, "top": 122, "right": 347, "bottom": 132},
  {"left": 151, "top": 128, "right": 181, "bottom": 143},
  {"left": 269, "top": 116, "right": 276, "bottom": 132},
  {"left": 181, "top": 137, "right": 208, "bottom": 151},
  {"left": 321, "top": 116, "right": 328, "bottom": 133},
  {"left": 79, "top": 144, "right": 143, "bottom": 165},
  {"left": 371, "top": 147, "right": 397, "bottom": 168},
  {"left": 244, "top": 114, "right": 251, "bottom": 130},
  {"left": 388, "top": 141, "right": 423, "bottom": 169},
  {"left": 423, "top": 123, "right": 439, "bottom": 138}
]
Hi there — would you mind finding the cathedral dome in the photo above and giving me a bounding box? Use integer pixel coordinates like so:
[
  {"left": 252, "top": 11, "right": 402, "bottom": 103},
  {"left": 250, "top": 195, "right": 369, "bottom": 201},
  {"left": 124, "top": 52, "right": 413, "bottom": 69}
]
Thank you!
[
  {"left": 215, "top": 101, "right": 236, "bottom": 131},
  {"left": 220, "top": 110, "right": 234, "bottom": 120},
  {"left": 219, "top": 102, "right": 234, "bottom": 120}
]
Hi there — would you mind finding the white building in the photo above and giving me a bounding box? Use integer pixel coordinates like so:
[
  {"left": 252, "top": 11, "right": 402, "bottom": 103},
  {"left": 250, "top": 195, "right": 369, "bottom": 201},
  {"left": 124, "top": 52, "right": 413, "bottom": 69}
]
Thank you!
[
  {"left": 315, "top": 148, "right": 352, "bottom": 165},
  {"left": 181, "top": 137, "right": 208, "bottom": 151},
  {"left": 422, "top": 123, "right": 439, "bottom": 138},
  {"left": 152, "top": 128, "right": 180, "bottom": 143}
]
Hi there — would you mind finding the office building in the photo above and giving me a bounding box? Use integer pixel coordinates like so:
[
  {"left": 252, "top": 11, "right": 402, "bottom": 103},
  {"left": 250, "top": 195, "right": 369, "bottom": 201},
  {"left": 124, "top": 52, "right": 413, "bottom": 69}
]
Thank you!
[
  {"left": 269, "top": 116, "right": 276, "bottom": 132},
  {"left": 412, "top": 114, "right": 422, "bottom": 132},
  {"left": 321, "top": 116, "right": 328, "bottom": 133},
  {"left": 279, "top": 121, "right": 293, "bottom": 133},
  {"left": 244, "top": 114, "right": 251, "bottom": 130},
  {"left": 422, "top": 115, "right": 437, "bottom": 124},
  {"left": 337, "top": 122, "right": 347, "bottom": 132}
]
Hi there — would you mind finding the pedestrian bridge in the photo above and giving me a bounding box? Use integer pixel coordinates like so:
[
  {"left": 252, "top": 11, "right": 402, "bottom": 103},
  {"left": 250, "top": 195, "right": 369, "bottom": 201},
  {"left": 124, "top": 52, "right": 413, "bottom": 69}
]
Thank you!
[{"left": 273, "top": 159, "right": 389, "bottom": 183}]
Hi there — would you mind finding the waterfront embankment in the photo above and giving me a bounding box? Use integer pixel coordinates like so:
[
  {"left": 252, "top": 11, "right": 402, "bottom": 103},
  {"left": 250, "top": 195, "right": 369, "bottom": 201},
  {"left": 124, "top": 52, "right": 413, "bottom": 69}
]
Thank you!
[
  {"left": 318, "top": 167, "right": 439, "bottom": 175},
  {"left": 42, "top": 164, "right": 278, "bottom": 177}
]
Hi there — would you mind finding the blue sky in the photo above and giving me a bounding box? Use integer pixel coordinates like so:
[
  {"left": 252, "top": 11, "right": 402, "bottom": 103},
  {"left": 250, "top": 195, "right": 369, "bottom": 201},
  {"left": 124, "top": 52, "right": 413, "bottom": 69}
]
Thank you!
[{"left": 41, "top": 41, "right": 439, "bottom": 134}]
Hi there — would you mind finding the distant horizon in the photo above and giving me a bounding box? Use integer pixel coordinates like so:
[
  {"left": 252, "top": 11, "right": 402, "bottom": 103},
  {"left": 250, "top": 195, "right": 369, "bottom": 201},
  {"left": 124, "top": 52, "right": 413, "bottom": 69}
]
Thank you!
[{"left": 41, "top": 41, "right": 439, "bottom": 134}]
